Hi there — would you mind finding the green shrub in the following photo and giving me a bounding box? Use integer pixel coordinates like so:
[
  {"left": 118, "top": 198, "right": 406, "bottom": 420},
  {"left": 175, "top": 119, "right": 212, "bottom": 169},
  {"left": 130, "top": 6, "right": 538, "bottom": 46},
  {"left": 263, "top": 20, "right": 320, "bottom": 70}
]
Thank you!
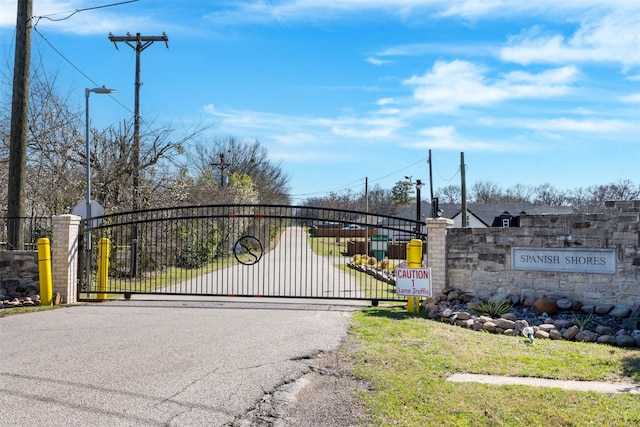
[{"left": 470, "top": 299, "right": 512, "bottom": 318}]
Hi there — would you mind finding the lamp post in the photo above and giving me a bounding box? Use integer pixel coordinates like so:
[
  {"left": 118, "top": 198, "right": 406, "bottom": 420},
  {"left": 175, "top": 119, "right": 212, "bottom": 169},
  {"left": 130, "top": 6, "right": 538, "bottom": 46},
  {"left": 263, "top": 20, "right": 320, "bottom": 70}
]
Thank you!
[{"left": 85, "top": 86, "right": 115, "bottom": 290}]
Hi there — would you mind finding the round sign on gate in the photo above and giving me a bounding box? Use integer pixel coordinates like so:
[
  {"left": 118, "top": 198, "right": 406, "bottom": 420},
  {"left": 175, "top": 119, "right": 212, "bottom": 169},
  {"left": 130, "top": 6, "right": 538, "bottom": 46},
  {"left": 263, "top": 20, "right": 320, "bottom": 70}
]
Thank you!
[{"left": 234, "top": 236, "right": 264, "bottom": 265}]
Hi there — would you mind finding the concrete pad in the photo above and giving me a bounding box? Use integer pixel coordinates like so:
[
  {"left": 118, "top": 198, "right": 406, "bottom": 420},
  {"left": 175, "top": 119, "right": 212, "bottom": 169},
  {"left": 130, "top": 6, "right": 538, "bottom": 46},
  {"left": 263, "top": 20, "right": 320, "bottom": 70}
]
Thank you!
[{"left": 447, "top": 373, "right": 640, "bottom": 394}]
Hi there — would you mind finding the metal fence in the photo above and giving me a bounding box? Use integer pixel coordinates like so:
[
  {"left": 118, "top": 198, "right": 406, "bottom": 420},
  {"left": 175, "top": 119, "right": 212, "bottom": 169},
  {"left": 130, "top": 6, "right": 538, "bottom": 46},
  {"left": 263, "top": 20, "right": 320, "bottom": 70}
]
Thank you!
[
  {"left": 0, "top": 216, "right": 52, "bottom": 251},
  {"left": 80, "top": 204, "right": 428, "bottom": 304}
]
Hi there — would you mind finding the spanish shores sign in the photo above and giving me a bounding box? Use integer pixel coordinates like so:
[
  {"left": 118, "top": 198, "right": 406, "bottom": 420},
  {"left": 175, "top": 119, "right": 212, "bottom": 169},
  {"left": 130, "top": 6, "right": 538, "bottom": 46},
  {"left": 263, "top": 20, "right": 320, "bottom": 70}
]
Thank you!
[{"left": 511, "top": 247, "right": 616, "bottom": 275}]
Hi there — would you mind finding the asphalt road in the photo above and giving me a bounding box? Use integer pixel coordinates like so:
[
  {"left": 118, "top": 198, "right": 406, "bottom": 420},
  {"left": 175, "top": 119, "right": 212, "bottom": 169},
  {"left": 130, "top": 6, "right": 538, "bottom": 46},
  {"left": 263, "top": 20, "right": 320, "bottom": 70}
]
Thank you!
[{"left": 1, "top": 298, "right": 366, "bottom": 426}]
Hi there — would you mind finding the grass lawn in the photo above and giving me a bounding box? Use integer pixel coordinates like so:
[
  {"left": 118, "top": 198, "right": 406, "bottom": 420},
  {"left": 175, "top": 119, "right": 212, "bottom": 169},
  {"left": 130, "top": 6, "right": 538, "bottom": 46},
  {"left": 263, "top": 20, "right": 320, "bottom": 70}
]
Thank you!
[{"left": 346, "top": 305, "right": 640, "bottom": 427}]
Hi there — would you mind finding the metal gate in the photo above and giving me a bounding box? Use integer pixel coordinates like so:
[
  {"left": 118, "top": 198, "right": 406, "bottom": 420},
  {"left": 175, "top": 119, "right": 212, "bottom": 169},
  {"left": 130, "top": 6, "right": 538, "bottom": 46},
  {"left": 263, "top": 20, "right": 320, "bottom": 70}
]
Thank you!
[{"left": 78, "top": 204, "right": 427, "bottom": 304}]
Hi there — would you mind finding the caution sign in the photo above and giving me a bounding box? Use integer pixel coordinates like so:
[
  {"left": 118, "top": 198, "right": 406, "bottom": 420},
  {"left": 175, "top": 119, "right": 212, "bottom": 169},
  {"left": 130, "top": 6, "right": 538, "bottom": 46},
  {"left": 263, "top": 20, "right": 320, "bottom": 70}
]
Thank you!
[{"left": 395, "top": 267, "right": 432, "bottom": 297}]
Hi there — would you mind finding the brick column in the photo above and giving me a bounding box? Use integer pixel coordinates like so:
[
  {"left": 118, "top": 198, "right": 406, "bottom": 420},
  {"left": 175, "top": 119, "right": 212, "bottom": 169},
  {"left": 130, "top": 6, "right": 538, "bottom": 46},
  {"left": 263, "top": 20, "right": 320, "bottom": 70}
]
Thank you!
[
  {"left": 52, "top": 214, "right": 81, "bottom": 304},
  {"left": 426, "top": 218, "right": 453, "bottom": 295}
]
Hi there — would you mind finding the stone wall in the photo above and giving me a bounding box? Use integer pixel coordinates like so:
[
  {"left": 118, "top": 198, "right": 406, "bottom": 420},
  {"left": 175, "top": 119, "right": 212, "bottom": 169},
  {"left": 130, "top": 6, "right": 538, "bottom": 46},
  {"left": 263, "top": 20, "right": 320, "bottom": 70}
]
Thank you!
[
  {"left": 0, "top": 250, "right": 39, "bottom": 301},
  {"left": 446, "top": 201, "right": 640, "bottom": 308},
  {"left": 1, "top": 214, "right": 81, "bottom": 306}
]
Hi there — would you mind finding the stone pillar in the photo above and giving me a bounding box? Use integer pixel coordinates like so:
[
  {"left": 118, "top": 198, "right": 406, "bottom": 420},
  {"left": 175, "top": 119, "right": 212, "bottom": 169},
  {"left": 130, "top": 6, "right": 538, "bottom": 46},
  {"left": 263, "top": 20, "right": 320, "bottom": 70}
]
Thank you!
[
  {"left": 426, "top": 218, "right": 453, "bottom": 295},
  {"left": 51, "top": 214, "right": 81, "bottom": 304}
]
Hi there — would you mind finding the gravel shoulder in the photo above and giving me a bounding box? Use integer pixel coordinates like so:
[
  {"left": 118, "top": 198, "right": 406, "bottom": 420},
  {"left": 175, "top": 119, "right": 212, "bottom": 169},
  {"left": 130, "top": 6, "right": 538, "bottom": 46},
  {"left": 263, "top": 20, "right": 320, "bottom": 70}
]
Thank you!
[{"left": 232, "top": 348, "right": 371, "bottom": 427}]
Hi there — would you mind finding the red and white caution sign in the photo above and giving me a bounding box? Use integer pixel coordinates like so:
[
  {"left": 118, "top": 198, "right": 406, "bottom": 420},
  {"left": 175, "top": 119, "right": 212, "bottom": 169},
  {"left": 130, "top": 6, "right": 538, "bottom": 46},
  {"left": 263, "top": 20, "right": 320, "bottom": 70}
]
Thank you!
[{"left": 395, "top": 267, "right": 432, "bottom": 297}]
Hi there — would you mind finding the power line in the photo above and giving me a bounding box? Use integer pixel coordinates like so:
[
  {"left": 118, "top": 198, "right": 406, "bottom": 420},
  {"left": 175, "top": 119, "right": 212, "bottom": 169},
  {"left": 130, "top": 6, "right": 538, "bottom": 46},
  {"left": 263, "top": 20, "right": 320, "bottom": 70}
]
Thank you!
[
  {"left": 31, "top": 27, "right": 133, "bottom": 115},
  {"left": 289, "top": 156, "right": 429, "bottom": 198},
  {"left": 33, "top": 0, "right": 139, "bottom": 23}
]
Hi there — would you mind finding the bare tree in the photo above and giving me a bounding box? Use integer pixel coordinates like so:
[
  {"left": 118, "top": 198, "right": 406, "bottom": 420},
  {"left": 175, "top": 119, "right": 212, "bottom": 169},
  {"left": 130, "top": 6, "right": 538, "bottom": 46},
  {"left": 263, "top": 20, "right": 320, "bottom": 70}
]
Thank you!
[
  {"left": 504, "top": 183, "right": 533, "bottom": 203},
  {"left": 89, "top": 119, "right": 201, "bottom": 212},
  {"left": 471, "top": 180, "right": 503, "bottom": 203},
  {"left": 367, "top": 184, "right": 398, "bottom": 215},
  {"left": 608, "top": 179, "right": 640, "bottom": 200},
  {"left": 437, "top": 185, "right": 461, "bottom": 203},
  {"left": 533, "top": 183, "right": 567, "bottom": 206}
]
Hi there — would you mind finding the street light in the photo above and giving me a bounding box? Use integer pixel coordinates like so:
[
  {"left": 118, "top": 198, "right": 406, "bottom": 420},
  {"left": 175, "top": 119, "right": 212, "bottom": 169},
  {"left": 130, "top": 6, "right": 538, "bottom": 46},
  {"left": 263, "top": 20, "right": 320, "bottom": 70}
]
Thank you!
[{"left": 85, "top": 86, "right": 116, "bottom": 253}]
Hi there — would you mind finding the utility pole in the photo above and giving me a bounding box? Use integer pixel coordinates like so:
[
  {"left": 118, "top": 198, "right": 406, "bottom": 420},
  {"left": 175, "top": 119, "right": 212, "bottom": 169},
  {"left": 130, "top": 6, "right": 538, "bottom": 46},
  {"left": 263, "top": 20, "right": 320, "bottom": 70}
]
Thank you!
[
  {"left": 428, "top": 149, "right": 434, "bottom": 218},
  {"left": 211, "top": 152, "right": 232, "bottom": 187},
  {"left": 108, "top": 32, "right": 169, "bottom": 212},
  {"left": 7, "top": 0, "right": 32, "bottom": 250},
  {"left": 416, "top": 179, "right": 423, "bottom": 233},
  {"left": 109, "top": 32, "right": 168, "bottom": 277},
  {"left": 461, "top": 152, "right": 467, "bottom": 228}
]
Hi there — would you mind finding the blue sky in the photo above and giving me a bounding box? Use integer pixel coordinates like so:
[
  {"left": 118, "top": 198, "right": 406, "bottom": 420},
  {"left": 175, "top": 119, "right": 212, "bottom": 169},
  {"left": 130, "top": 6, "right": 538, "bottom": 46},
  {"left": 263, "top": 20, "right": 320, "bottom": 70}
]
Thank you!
[{"left": 1, "top": 0, "right": 639, "bottom": 203}]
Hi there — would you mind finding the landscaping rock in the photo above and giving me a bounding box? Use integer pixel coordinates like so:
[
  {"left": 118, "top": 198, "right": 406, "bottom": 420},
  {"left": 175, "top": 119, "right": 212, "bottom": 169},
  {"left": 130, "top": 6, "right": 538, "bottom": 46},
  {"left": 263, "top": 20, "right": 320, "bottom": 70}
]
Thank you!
[
  {"left": 496, "top": 318, "right": 515, "bottom": 330},
  {"left": 455, "top": 311, "right": 471, "bottom": 320},
  {"left": 447, "top": 291, "right": 460, "bottom": 302},
  {"left": 611, "top": 306, "right": 633, "bottom": 319},
  {"left": 622, "top": 318, "right": 640, "bottom": 330},
  {"left": 580, "top": 305, "right": 595, "bottom": 314},
  {"left": 553, "top": 319, "right": 572, "bottom": 329},
  {"left": 595, "top": 305, "right": 614, "bottom": 315},
  {"left": 575, "top": 330, "right": 599, "bottom": 343},
  {"left": 538, "top": 324, "right": 556, "bottom": 333},
  {"left": 534, "top": 330, "right": 550, "bottom": 339},
  {"left": 556, "top": 298, "right": 573, "bottom": 310},
  {"left": 549, "top": 330, "right": 563, "bottom": 340},
  {"left": 483, "top": 322, "right": 497, "bottom": 333},
  {"left": 615, "top": 335, "right": 637, "bottom": 348},
  {"left": 596, "top": 325, "right": 613, "bottom": 335},
  {"left": 563, "top": 326, "right": 580, "bottom": 340},
  {"left": 597, "top": 335, "right": 617, "bottom": 345},
  {"left": 532, "top": 297, "right": 558, "bottom": 316},
  {"left": 501, "top": 313, "right": 517, "bottom": 321},
  {"left": 513, "top": 320, "right": 529, "bottom": 333}
]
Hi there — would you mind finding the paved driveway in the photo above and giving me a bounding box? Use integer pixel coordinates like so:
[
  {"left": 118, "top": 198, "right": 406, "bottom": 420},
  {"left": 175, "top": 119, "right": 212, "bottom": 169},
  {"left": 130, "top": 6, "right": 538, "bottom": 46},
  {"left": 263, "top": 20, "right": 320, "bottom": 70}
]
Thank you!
[{"left": 1, "top": 298, "right": 365, "bottom": 426}]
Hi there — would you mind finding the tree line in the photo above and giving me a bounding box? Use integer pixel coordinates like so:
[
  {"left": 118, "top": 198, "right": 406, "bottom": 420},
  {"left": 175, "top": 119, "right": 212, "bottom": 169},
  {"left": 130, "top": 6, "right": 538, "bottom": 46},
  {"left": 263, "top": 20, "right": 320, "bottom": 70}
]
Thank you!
[{"left": 303, "top": 178, "right": 639, "bottom": 215}]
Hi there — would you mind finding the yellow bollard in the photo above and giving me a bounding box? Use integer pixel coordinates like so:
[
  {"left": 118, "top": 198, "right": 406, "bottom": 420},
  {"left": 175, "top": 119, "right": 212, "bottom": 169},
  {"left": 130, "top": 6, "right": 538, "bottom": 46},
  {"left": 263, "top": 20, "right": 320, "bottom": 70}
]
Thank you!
[
  {"left": 37, "top": 238, "right": 53, "bottom": 306},
  {"left": 406, "top": 239, "right": 423, "bottom": 314},
  {"left": 97, "top": 237, "right": 110, "bottom": 300}
]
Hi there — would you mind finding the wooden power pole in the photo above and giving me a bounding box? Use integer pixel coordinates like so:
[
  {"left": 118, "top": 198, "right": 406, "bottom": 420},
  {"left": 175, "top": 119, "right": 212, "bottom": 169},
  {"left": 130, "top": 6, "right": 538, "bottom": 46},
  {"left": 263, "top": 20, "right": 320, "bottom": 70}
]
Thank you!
[
  {"left": 108, "top": 32, "right": 168, "bottom": 276},
  {"left": 461, "top": 152, "right": 467, "bottom": 228},
  {"left": 7, "top": 0, "right": 33, "bottom": 250}
]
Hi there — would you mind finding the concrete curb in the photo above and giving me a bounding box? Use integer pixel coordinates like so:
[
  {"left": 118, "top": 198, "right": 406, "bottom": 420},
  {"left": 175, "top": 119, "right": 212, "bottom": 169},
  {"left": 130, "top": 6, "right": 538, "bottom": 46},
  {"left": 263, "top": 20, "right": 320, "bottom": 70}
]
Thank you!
[{"left": 447, "top": 373, "right": 640, "bottom": 394}]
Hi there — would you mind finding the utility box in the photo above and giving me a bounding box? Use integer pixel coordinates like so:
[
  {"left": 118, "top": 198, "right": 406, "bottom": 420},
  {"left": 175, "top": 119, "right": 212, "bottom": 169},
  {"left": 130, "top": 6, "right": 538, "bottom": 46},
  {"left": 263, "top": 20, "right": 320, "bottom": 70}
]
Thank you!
[{"left": 371, "top": 235, "right": 389, "bottom": 261}]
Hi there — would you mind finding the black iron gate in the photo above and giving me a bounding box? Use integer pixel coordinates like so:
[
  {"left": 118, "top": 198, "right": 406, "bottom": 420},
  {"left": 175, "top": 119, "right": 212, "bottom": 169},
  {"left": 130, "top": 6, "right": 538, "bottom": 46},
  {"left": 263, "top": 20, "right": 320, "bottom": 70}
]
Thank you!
[{"left": 79, "top": 204, "right": 427, "bottom": 304}]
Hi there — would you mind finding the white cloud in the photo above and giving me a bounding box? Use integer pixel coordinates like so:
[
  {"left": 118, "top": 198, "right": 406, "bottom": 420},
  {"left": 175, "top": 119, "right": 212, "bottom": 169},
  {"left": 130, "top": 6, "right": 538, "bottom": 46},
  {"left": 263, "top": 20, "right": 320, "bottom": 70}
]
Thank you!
[
  {"left": 408, "top": 125, "right": 523, "bottom": 152},
  {"left": 501, "top": 12, "right": 640, "bottom": 68},
  {"left": 365, "top": 56, "right": 390, "bottom": 66},
  {"left": 521, "top": 117, "right": 637, "bottom": 133},
  {"left": 203, "top": 104, "right": 405, "bottom": 143},
  {"left": 621, "top": 93, "right": 640, "bottom": 103},
  {"left": 403, "top": 60, "right": 576, "bottom": 111}
]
